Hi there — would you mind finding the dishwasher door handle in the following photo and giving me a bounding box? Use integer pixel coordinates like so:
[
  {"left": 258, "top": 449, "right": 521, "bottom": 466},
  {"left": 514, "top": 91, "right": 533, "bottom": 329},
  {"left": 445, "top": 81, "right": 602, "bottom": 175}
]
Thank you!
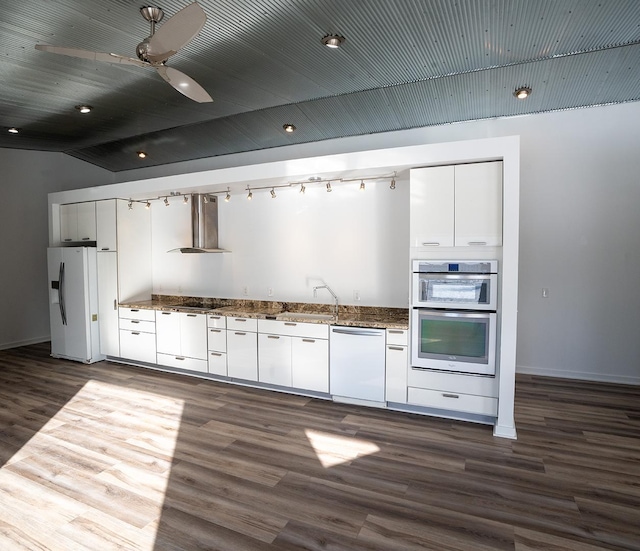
[{"left": 331, "top": 328, "right": 382, "bottom": 337}]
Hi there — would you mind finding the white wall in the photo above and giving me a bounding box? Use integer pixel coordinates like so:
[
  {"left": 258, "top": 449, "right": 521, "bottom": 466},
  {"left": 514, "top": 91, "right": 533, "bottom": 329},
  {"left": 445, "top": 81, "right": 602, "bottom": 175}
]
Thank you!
[
  {"left": 0, "top": 149, "right": 113, "bottom": 349},
  {"left": 151, "top": 177, "right": 410, "bottom": 307}
]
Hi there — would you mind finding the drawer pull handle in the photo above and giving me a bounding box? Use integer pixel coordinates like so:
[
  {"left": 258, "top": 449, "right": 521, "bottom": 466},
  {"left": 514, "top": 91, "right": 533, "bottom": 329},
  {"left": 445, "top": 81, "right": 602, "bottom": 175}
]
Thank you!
[
  {"left": 210, "top": 352, "right": 222, "bottom": 357},
  {"left": 209, "top": 316, "right": 221, "bottom": 320},
  {"left": 131, "top": 320, "right": 140, "bottom": 324},
  {"left": 302, "top": 339, "right": 315, "bottom": 343},
  {"left": 235, "top": 332, "right": 246, "bottom": 336},
  {"left": 267, "top": 335, "right": 280, "bottom": 339},
  {"left": 234, "top": 318, "right": 247, "bottom": 322},
  {"left": 442, "top": 393, "right": 459, "bottom": 399},
  {"left": 468, "top": 241, "right": 487, "bottom": 246},
  {"left": 132, "top": 332, "right": 140, "bottom": 336},
  {"left": 81, "top": 237, "right": 91, "bottom": 241},
  {"left": 186, "top": 314, "right": 197, "bottom": 317},
  {"left": 388, "top": 330, "right": 404, "bottom": 334},
  {"left": 422, "top": 242, "right": 440, "bottom": 246},
  {"left": 64, "top": 238, "right": 73, "bottom": 242},
  {"left": 101, "top": 247, "right": 110, "bottom": 251},
  {"left": 161, "top": 312, "right": 172, "bottom": 315},
  {"left": 131, "top": 309, "right": 139, "bottom": 312},
  {"left": 175, "top": 356, "right": 185, "bottom": 361},
  {"left": 284, "top": 322, "right": 297, "bottom": 326},
  {"left": 388, "top": 346, "right": 404, "bottom": 351},
  {"left": 210, "top": 329, "right": 221, "bottom": 333}
]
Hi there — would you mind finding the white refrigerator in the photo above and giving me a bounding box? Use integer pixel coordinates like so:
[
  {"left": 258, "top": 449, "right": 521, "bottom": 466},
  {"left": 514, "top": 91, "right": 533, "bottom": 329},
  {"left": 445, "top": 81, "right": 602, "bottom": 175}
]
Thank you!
[{"left": 47, "top": 247, "right": 103, "bottom": 363}]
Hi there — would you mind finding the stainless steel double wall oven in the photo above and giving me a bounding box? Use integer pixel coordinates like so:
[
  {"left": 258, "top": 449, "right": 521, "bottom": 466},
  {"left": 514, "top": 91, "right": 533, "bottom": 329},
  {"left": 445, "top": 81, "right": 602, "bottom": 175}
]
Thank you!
[{"left": 411, "top": 260, "right": 498, "bottom": 376}]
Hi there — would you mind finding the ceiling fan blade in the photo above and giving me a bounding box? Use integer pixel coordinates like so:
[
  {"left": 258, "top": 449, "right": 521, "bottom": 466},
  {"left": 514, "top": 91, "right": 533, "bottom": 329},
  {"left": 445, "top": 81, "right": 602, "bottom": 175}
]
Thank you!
[
  {"left": 35, "top": 44, "right": 148, "bottom": 68},
  {"left": 156, "top": 65, "right": 213, "bottom": 103},
  {"left": 146, "top": 2, "right": 207, "bottom": 63}
]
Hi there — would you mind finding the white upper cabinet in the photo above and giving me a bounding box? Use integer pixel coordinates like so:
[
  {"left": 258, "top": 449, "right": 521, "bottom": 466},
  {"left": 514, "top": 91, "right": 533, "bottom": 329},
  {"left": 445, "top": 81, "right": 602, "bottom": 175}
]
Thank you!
[
  {"left": 410, "top": 161, "right": 503, "bottom": 248},
  {"left": 96, "top": 199, "right": 117, "bottom": 252},
  {"left": 454, "top": 162, "right": 503, "bottom": 247},
  {"left": 60, "top": 202, "right": 96, "bottom": 243},
  {"left": 410, "top": 165, "right": 455, "bottom": 247}
]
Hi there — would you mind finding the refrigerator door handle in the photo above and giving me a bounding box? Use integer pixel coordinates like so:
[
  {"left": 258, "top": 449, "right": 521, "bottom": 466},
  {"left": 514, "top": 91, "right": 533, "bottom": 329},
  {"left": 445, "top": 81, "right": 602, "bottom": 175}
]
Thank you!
[{"left": 59, "top": 261, "right": 67, "bottom": 326}]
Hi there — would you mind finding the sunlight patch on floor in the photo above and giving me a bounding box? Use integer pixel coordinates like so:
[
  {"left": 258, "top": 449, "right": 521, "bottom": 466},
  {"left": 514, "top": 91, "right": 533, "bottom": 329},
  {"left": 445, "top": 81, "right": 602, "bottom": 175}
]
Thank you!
[
  {"left": 304, "top": 428, "right": 381, "bottom": 468},
  {"left": 2, "top": 378, "right": 185, "bottom": 551}
]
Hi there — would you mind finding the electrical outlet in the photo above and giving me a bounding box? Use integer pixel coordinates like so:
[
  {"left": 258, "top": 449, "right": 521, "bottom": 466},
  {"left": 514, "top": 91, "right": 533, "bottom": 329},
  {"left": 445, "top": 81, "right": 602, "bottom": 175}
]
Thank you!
[
  {"left": 242, "top": 286, "right": 248, "bottom": 296},
  {"left": 268, "top": 287, "right": 274, "bottom": 297},
  {"left": 353, "top": 290, "right": 361, "bottom": 301},
  {"left": 542, "top": 287, "right": 550, "bottom": 298}
]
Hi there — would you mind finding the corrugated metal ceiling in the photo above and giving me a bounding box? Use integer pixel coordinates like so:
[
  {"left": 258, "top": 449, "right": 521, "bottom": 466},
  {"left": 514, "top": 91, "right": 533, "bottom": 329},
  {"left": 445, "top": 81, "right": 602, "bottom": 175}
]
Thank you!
[{"left": 0, "top": 0, "right": 639, "bottom": 171}]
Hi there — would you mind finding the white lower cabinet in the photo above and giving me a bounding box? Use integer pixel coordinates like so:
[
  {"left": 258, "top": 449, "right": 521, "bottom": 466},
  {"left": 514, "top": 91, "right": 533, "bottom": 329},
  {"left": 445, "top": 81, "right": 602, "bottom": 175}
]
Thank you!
[
  {"left": 156, "top": 311, "right": 207, "bottom": 371},
  {"left": 118, "top": 308, "right": 156, "bottom": 364},
  {"left": 156, "top": 353, "right": 208, "bottom": 373},
  {"left": 257, "top": 320, "right": 329, "bottom": 393},
  {"left": 227, "top": 321, "right": 258, "bottom": 381},
  {"left": 258, "top": 333, "right": 292, "bottom": 386},
  {"left": 407, "top": 387, "right": 498, "bottom": 417},
  {"left": 385, "top": 329, "right": 408, "bottom": 403},
  {"left": 407, "top": 368, "right": 498, "bottom": 417},
  {"left": 207, "top": 314, "right": 227, "bottom": 376},
  {"left": 292, "top": 336, "right": 329, "bottom": 393}
]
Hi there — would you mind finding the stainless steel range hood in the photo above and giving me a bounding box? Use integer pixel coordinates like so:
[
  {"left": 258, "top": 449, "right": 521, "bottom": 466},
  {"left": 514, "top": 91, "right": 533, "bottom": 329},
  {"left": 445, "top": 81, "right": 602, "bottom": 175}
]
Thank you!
[{"left": 170, "top": 193, "right": 229, "bottom": 253}]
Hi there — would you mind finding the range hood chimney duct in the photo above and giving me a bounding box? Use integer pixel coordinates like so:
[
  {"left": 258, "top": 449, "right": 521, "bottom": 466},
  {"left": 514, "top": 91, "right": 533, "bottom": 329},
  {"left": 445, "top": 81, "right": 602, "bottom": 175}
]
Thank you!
[{"left": 171, "top": 193, "right": 228, "bottom": 253}]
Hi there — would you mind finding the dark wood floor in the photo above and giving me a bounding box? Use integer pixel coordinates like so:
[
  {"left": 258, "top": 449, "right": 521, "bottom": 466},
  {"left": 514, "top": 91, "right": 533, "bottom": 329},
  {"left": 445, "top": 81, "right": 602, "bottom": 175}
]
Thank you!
[{"left": 1, "top": 343, "right": 639, "bottom": 550}]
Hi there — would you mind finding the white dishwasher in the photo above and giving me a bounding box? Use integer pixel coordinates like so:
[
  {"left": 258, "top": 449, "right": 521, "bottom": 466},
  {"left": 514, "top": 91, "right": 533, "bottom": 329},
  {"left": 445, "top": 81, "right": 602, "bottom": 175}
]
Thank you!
[{"left": 329, "top": 326, "right": 386, "bottom": 404}]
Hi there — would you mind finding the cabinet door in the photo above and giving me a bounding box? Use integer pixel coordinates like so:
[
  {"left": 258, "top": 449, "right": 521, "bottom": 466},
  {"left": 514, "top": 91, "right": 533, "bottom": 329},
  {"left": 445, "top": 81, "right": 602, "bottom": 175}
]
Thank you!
[
  {"left": 180, "top": 313, "right": 207, "bottom": 360},
  {"left": 385, "top": 344, "right": 408, "bottom": 403},
  {"left": 156, "top": 311, "right": 181, "bottom": 355},
  {"left": 410, "top": 166, "right": 455, "bottom": 247},
  {"left": 97, "top": 252, "right": 119, "bottom": 357},
  {"left": 454, "top": 162, "right": 503, "bottom": 247},
  {"left": 60, "top": 203, "right": 77, "bottom": 243},
  {"left": 116, "top": 199, "right": 152, "bottom": 302},
  {"left": 119, "top": 330, "right": 156, "bottom": 364},
  {"left": 208, "top": 327, "right": 227, "bottom": 352},
  {"left": 227, "top": 330, "right": 258, "bottom": 381},
  {"left": 96, "top": 199, "right": 117, "bottom": 251},
  {"left": 292, "top": 337, "right": 328, "bottom": 393},
  {"left": 76, "top": 202, "right": 97, "bottom": 242},
  {"left": 208, "top": 351, "right": 228, "bottom": 376},
  {"left": 258, "top": 333, "right": 292, "bottom": 386}
]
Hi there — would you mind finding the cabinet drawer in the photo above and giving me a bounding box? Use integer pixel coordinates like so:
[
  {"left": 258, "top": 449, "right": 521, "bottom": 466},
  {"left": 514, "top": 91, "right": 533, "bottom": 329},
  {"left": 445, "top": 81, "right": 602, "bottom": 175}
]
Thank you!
[
  {"left": 258, "top": 319, "right": 329, "bottom": 339},
  {"left": 407, "top": 368, "right": 498, "bottom": 397},
  {"left": 119, "top": 330, "right": 156, "bottom": 364},
  {"left": 227, "top": 317, "right": 258, "bottom": 332},
  {"left": 208, "top": 351, "right": 227, "bottom": 376},
  {"left": 119, "top": 318, "right": 155, "bottom": 333},
  {"left": 207, "top": 327, "right": 227, "bottom": 352},
  {"left": 386, "top": 328, "right": 408, "bottom": 346},
  {"left": 207, "top": 314, "right": 227, "bottom": 329},
  {"left": 119, "top": 307, "right": 156, "bottom": 322},
  {"left": 408, "top": 387, "right": 497, "bottom": 417},
  {"left": 157, "top": 353, "right": 208, "bottom": 373}
]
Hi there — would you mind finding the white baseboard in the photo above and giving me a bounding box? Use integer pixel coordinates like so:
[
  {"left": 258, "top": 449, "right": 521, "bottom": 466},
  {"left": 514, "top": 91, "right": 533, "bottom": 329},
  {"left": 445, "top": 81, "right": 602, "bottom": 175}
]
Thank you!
[
  {"left": 517, "top": 364, "right": 640, "bottom": 386},
  {"left": 0, "top": 336, "right": 49, "bottom": 351}
]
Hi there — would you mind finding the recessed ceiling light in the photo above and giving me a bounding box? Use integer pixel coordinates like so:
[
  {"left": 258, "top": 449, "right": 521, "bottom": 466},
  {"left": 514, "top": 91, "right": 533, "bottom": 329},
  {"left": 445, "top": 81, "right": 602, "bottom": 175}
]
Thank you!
[
  {"left": 75, "top": 105, "right": 92, "bottom": 114},
  {"left": 322, "top": 34, "right": 345, "bottom": 48},
  {"left": 513, "top": 86, "right": 532, "bottom": 99},
  {"left": 137, "top": 151, "right": 147, "bottom": 159},
  {"left": 283, "top": 123, "right": 296, "bottom": 133},
  {"left": 8, "top": 127, "right": 19, "bottom": 134}
]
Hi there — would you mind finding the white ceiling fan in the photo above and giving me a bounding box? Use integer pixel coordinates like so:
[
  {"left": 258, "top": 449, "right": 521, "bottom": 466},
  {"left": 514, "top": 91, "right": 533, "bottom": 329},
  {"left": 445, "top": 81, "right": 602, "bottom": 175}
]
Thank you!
[{"left": 35, "top": 2, "right": 213, "bottom": 103}]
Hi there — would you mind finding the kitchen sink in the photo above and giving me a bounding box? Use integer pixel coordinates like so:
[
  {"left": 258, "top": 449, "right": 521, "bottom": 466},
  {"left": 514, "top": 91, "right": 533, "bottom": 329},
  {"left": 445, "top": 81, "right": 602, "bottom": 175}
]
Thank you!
[{"left": 277, "top": 311, "right": 335, "bottom": 322}]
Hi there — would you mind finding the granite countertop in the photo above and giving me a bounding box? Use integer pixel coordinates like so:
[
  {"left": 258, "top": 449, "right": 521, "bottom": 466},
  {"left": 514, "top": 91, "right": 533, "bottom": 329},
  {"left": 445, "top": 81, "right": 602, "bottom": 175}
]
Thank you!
[{"left": 119, "top": 296, "right": 409, "bottom": 330}]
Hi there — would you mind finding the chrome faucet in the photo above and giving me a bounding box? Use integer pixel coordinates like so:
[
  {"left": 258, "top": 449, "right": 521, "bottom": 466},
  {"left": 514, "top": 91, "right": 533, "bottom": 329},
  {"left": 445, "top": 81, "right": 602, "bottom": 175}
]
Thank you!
[{"left": 313, "top": 284, "right": 339, "bottom": 319}]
